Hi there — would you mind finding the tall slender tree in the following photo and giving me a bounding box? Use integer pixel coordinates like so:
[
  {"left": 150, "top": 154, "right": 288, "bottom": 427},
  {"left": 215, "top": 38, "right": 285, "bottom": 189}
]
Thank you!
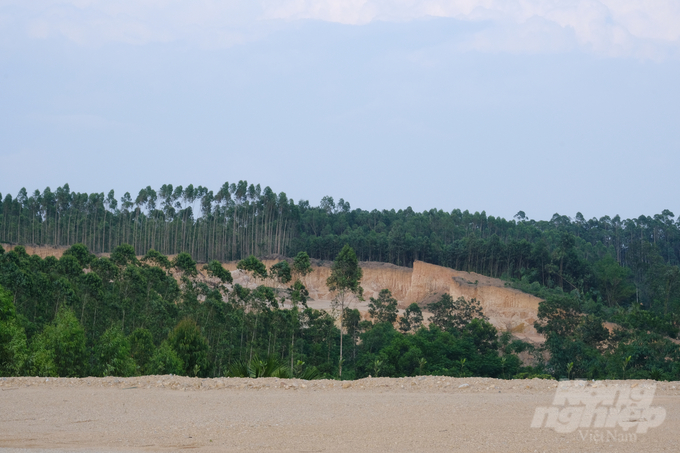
[{"left": 326, "top": 245, "right": 363, "bottom": 377}]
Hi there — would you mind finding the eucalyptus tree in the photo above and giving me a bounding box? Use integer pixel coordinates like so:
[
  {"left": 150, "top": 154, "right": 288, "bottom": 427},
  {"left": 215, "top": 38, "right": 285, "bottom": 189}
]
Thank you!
[
  {"left": 173, "top": 252, "right": 198, "bottom": 279},
  {"left": 56, "top": 184, "right": 72, "bottom": 246},
  {"left": 103, "top": 190, "right": 116, "bottom": 252},
  {"left": 270, "top": 260, "right": 292, "bottom": 286},
  {"left": 428, "top": 295, "right": 487, "bottom": 331},
  {"left": 275, "top": 192, "right": 290, "bottom": 255},
  {"left": 245, "top": 184, "right": 257, "bottom": 256},
  {"left": 261, "top": 186, "right": 277, "bottom": 255},
  {"left": 171, "top": 185, "right": 183, "bottom": 252},
  {"left": 342, "top": 307, "right": 362, "bottom": 364},
  {"left": 231, "top": 181, "right": 248, "bottom": 259},
  {"left": 159, "top": 184, "right": 175, "bottom": 253},
  {"left": 128, "top": 328, "right": 155, "bottom": 374},
  {"left": 180, "top": 184, "right": 197, "bottom": 249},
  {"left": 88, "top": 192, "right": 105, "bottom": 253},
  {"left": 141, "top": 249, "right": 172, "bottom": 270},
  {"left": 293, "top": 251, "right": 312, "bottom": 276},
  {"left": 215, "top": 182, "right": 232, "bottom": 260},
  {"left": 399, "top": 303, "right": 423, "bottom": 333},
  {"left": 143, "top": 186, "right": 158, "bottom": 253},
  {"left": 28, "top": 190, "right": 41, "bottom": 245},
  {"left": 237, "top": 255, "right": 268, "bottom": 280},
  {"left": 0, "top": 193, "right": 8, "bottom": 241},
  {"left": 132, "top": 188, "right": 149, "bottom": 253},
  {"left": 247, "top": 285, "right": 278, "bottom": 360},
  {"left": 167, "top": 317, "right": 210, "bottom": 377},
  {"left": 119, "top": 192, "right": 133, "bottom": 246},
  {"left": 40, "top": 186, "right": 55, "bottom": 244},
  {"left": 200, "top": 189, "right": 214, "bottom": 260},
  {"left": 320, "top": 196, "right": 335, "bottom": 215},
  {"left": 269, "top": 253, "right": 313, "bottom": 370},
  {"left": 326, "top": 245, "right": 363, "bottom": 377},
  {"left": 30, "top": 307, "right": 88, "bottom": 377},
  {"left": 72, "top": 192, "right": 85, "bottom": 247},
  {"left": 111, "top": 243, "right": 138, "bottom": 268},
  {"left": 93, "top": 325, "right": 136, "bottom": 377},
  {"left": 189, "top": 186, "right": 208, "bottom": 257},
  {"left": 368, "top": 289, "right": 398, "bottom": 324},
  {"left": 15, "top": 188, "right": 28, "bottom": 243},
  {"left": 203, "top": 260, "right": 233, "bottom": 289}
]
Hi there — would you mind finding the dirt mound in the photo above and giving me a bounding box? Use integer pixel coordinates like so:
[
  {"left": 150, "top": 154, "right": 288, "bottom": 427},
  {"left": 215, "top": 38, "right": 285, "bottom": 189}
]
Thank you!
[{"left": 2, "top": 374, "right": 675, "bottom": 393}]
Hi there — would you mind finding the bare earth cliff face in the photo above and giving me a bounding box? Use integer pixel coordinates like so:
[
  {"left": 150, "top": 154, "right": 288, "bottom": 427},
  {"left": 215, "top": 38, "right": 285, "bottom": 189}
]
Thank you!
[{"left": 223, "top": 259, "right": 543, "bottom": 342}]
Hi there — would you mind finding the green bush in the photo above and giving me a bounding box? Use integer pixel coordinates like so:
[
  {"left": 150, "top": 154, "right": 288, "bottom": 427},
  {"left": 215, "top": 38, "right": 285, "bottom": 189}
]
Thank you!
[
  {"left": 129, "top": 328, "right": 155, "bottom": 374},
  {"left": 94, "top": 325, "right": 137, "bottom": 377},
  {"left": 167, "top": 318, "right": 210, "bottom": 377},
  {"left": 148, "top": 341, "right": 184, "bottom": 375},
  {"left": 29, "top": 308, "right": 88, "bottom": 377}
]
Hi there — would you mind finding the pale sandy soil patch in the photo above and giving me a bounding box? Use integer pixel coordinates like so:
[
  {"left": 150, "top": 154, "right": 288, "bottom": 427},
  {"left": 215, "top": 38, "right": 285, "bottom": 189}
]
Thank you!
[{"left": 1, "top": 376, "right": 679, "bottom": 452}]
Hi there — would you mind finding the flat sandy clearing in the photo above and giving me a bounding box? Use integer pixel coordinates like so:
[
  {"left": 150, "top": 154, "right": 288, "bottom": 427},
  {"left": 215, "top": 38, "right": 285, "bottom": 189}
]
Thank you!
[{"left": 1, "top": 376, "right": 679, "bottom": 452}]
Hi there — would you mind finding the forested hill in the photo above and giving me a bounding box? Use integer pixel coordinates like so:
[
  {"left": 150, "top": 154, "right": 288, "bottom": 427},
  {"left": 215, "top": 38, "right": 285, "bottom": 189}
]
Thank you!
[{"left": 2, "top": 181, "right": 680, "bottom": 313}]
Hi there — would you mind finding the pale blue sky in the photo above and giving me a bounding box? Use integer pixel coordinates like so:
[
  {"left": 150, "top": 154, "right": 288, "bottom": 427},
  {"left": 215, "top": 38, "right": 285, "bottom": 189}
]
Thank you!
[{"left": 1, "top": 1, "right": 679, "bottom": 220}]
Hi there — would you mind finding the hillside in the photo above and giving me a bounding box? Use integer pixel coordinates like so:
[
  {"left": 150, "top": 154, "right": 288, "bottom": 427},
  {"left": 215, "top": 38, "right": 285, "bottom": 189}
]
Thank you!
[
  {"left": 222, "top": 259, "right": 543, "bottom": 342},
  {"left": 4, "top": 241, "right": 680, "bottom": 381},
  {"left": 2, "top": 244, "right": 543, "bottom": 342}
]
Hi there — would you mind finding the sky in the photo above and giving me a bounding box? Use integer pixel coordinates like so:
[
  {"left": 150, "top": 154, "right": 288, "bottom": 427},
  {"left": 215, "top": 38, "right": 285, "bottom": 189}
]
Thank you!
[{"left": 1, "top": 1, "right": 680, "bottom": 221}]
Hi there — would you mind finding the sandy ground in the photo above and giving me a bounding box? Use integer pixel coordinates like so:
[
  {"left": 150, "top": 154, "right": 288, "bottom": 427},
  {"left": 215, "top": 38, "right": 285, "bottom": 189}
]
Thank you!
[{"left": 1, "top": 376, "right": 679, "bottom": 452}]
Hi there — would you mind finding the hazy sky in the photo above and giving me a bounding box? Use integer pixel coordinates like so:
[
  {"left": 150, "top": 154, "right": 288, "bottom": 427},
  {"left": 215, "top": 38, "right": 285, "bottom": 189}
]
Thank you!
[{"left": 1, "top": 1, "right": 679, "bottom": 220}]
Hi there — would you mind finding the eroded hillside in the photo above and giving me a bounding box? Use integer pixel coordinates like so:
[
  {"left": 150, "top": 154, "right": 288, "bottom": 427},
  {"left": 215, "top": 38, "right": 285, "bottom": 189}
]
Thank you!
[
  {"left": 221, "top": 259, "right": 543, "bottom": 342},
  {"left": 2, "top": 244, "right": 544, "bottom": 342}
]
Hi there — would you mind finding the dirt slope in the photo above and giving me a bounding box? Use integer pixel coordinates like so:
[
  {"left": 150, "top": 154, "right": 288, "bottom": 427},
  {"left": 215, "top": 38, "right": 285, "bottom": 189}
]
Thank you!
[
  {"left": 1, "top": 244, "right": 68, "bottom": 259},
  {"left": 222, "top": 259, "right": 543, "bottom": 342}
]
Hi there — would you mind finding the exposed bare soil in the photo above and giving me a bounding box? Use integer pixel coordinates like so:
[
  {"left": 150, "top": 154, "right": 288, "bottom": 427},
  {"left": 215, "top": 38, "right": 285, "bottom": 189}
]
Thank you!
[
  {"left": 1, "top": 376, "right": 679, "bottom": 452},
  {"left": 221, "top": 259, "right": 544, "bottom": 343}
]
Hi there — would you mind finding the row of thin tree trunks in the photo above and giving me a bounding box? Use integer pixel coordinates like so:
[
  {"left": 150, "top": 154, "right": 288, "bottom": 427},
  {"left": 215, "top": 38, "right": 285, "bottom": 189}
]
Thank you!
[{"left": 0, "top": 211, "right": 294, "bottom": 262}]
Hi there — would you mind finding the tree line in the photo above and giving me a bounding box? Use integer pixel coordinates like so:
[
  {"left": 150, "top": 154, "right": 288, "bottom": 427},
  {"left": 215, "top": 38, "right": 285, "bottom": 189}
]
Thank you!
[{"left": 0, "top": 183, "right": 296, "bottom": 262}]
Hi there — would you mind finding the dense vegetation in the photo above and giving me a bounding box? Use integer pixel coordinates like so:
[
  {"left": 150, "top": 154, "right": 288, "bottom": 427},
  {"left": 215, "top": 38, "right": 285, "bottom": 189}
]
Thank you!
[{"left": 2, "top": 181, "right": 680, "bottom": 380}]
